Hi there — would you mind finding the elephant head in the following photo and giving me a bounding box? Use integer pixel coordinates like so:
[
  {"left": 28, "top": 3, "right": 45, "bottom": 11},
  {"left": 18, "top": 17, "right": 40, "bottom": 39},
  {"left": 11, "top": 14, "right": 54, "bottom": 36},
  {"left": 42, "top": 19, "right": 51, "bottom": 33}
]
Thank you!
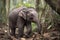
[{"left": 27, "top": 7, "right": 41, "bottom": 34}]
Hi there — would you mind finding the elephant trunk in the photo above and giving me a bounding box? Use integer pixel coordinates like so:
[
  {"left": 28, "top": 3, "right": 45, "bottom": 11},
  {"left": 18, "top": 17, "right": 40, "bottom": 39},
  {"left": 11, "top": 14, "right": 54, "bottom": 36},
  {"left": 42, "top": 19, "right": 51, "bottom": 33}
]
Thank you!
[
  {"left": 36, "top": 20, "right": 41, "bottom": 34},
  {"left": 33, "top": 18, "right": 41, "bottom": 34}
]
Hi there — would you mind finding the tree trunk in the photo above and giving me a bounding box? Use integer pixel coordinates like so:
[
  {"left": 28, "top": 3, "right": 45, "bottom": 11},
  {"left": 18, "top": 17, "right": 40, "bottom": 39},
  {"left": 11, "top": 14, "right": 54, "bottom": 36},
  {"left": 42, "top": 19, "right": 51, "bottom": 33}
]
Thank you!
[
  {"left": 35, "top": 0, "right": 40, "bottom": 12},
  {"left": 6, "top": 0, "right": 10, "bottom": 23},
  {"left": 45, "top": 0, "right": 60, "bottom": 15},
  {"left": 0, "top": 0, "right": 6, "bottom": 27}
]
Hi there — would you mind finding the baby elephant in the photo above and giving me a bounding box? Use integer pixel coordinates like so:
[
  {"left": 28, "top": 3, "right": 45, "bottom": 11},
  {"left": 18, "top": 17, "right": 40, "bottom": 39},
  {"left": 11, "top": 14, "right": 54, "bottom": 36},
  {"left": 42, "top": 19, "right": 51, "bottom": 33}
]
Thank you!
[{"left": 9, "top": 6, "right": 41, "bottom": 39}]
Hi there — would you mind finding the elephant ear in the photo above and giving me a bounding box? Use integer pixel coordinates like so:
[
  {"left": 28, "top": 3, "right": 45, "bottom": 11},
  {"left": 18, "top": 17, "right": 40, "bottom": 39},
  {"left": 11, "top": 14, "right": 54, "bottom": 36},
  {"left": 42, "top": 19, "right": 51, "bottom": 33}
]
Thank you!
[{"left": 19, "top": 11, "right": 26, "bottom": 19}]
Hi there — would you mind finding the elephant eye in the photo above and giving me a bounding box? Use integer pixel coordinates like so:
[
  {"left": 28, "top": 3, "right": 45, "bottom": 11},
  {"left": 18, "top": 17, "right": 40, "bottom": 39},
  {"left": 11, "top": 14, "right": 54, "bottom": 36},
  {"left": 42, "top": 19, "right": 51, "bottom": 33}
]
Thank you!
[
  {"left": 31, "top": 14, "right": 34, "bottom": 16},
  {"left": 30, "top": 14, "right": 34, "bottom": 18},
  {"left": 32, "top": 14, "right": 34, "bottom": 15}
]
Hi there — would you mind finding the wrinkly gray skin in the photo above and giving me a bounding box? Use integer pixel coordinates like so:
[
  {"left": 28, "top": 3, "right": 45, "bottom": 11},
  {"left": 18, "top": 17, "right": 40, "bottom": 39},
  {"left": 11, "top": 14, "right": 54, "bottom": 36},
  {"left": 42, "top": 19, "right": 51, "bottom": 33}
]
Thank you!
[{"left": 9, "top": 6, "right": 41, "bottom": 39}]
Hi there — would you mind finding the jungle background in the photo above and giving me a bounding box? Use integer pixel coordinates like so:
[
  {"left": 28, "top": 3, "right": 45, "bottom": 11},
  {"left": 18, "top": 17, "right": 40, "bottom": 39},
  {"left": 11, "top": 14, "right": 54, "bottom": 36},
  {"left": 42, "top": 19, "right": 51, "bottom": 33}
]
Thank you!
[{"left": 0, "top": 0, "right": 60, "bottom": 40}]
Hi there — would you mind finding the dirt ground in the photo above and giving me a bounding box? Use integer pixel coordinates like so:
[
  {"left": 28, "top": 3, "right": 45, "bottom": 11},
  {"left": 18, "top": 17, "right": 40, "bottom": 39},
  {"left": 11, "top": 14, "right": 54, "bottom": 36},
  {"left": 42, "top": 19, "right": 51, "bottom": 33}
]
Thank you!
[
  {"left": 0, "top": 27, "right": 41, "bottom": 40},
  {"left": 0, "top": 28, "right": 60, "bottom": 40},
  {"left": 0, "top": 24, "right": 60, "bottom": 40}
]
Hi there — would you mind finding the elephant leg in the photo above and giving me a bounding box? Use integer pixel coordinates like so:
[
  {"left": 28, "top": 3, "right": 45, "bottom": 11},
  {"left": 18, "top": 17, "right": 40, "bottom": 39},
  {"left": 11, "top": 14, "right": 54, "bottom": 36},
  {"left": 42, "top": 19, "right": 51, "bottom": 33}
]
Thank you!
[
  {"left": 25, "top": 21, "right": 32, "bottom": 38},
  {"left": 36, "top": 21, "right": 41, "bottom": 34},
  {"left": 9, "top": 21, "right": 16, "bottom": 37},
  {"left": 18, "top": 25, "right": 24, "bottom": 37},
  {"left": 17, "top": 17, "right": 25, "bottom": 38}
]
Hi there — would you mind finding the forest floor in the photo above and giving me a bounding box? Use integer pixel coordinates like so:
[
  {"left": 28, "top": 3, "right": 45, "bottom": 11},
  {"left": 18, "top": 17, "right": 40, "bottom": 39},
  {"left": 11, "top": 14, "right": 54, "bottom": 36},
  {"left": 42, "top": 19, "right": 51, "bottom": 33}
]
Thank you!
[
  {"left": 0, "top": 28, "right": 60, "bottom": 40},
  {"left": 0, "top": 28, "right": 41, "bottom": 40},
  {"left": 0, "top": 24, "right": 60, "bottom": 40}
]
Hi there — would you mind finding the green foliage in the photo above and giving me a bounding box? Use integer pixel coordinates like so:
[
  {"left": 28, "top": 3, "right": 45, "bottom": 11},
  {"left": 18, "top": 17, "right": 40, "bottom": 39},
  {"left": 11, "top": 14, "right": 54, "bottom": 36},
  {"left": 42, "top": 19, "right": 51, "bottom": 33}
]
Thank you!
[
  {"left": 16, "top": 3, "right": 22, "bottom": 8},
  {"left": 23, "top": 3, "right": 32, "bottom": 7},
  {"left": 16, "top": 2, "right": 34, "bottom": 8},
  {"left": 31, "top": 22, "right": 37, "bottom": 31}
]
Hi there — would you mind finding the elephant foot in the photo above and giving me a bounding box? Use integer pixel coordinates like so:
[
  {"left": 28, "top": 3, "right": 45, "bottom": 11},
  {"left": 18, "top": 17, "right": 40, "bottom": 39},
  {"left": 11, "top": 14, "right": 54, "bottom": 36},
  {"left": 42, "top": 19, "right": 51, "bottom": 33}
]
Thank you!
[{"left": 25, "top": 34, "right": 32, "bottom": 38}]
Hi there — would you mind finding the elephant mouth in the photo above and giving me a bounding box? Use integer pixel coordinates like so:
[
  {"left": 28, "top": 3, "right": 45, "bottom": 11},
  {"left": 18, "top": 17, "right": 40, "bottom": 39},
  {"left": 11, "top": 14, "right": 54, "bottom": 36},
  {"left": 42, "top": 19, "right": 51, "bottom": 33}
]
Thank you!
[
  {"left": 26, "top": 18, "right": 33, "bottom": 21},
  {"left": 30, "top": 17, "right": 33, "bottom": 20}
]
